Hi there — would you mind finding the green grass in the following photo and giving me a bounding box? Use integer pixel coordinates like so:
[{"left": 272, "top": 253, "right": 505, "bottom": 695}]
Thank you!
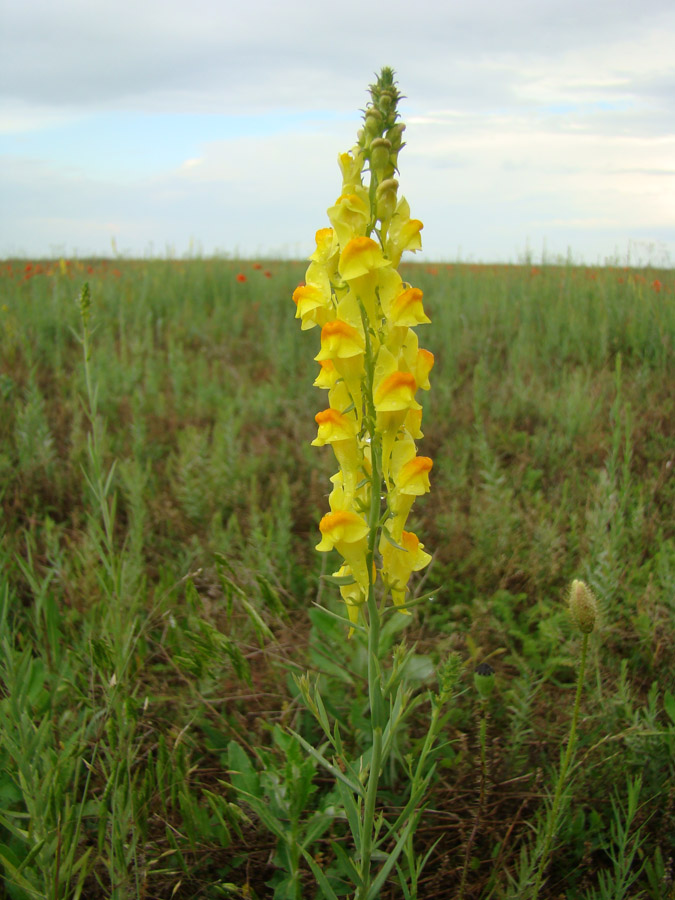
[{"left": 0, "top": 256, "right": 673, "bottom": 899}]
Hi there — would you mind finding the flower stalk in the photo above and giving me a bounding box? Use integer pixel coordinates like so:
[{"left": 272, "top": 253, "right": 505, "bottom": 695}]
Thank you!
[{"left": 293, "top": 67, "right": 435, "bottom": 897}]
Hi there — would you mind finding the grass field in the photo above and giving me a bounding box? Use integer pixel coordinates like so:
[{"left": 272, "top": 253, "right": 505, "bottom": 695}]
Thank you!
[{"left": 0, "top": 255, "right": 674, "bottom": 899}]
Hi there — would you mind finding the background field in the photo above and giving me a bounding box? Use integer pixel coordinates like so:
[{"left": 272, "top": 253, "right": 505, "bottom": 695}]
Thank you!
[{"left": 1, "top": 257, "right": 674, "bottom": 899}]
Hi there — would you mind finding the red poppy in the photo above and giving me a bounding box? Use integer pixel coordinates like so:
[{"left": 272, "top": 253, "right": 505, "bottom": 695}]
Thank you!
[{"left": 236, "top": 273, "right": 247, "bottom": 283}]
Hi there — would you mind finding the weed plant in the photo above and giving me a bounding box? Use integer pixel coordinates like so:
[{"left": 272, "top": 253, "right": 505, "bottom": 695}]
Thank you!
[{"left": 0, "top": 204, "right": 674, "bottom": 894}]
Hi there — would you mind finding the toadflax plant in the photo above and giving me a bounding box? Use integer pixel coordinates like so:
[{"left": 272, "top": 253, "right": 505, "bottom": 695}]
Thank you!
[
  {"left": 294, "top": 67, "right": 433, "bottom": 641},
  {"left": 286, "top": 68, "right": 454, "bottom": 900}
]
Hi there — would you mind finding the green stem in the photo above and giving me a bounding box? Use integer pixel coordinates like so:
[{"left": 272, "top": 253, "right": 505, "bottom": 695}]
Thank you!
[
  {"left": 458, "top": 708, "right": 489, "bottom": 900},
  {"left": 356, "top": 725, "right": 383, "bottom": 900},
  {"left": 531, "top": 632, "right": 589, "bottom": 899},
  {"left": 354, "top": 294, "right": 387, "bottom": 899}
]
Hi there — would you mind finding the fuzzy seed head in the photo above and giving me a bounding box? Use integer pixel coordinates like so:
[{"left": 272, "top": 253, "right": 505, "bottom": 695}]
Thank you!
[{"left": 568, "top": 579, "right": 597, "bottom": 634}]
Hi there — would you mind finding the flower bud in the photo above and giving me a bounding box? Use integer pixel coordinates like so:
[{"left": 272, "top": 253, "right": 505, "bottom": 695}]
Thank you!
[
  {"left": 369, "top": 137, "right": 392, "bottom": 177},
  {"left": 568, "top": 579, "right": 597, "bottom": 634},
  {"left": 375, "top": 178, "right": 399, "bottom": 222},
  {"left": 364, "top": 108, "right": 383, "bottom": 139},
  {"left": 386, "top": 122, "right": 406, "bottom": 151},
  {"left": 378, "top": 89, "right": 395, "bottom": 115},
  {"left": 474, "top": 662, "right": 495, "bottom": 700}
]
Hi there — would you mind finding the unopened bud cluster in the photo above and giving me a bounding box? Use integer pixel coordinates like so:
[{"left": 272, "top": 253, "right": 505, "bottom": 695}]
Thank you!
[
  {"left": 292, "top": 69, "right": 432, "bottom": 633},
  {"left": 568, "top": 579, "right": 597, "bottom": 634}
]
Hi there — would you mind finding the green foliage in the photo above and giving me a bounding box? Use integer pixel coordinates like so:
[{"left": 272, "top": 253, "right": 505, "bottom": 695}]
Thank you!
[{"left": 0, "top": 256, "right": 673, "bottom": 897}]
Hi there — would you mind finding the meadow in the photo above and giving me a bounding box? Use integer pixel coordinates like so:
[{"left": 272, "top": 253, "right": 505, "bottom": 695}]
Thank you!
[{"left": 0, "top": 255, "right": 673, "bottom": 899}]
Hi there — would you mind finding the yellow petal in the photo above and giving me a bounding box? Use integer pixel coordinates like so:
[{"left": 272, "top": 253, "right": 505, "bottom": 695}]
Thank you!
[{"left": 339, "top": 236, "right": 391, "bottom": 281}]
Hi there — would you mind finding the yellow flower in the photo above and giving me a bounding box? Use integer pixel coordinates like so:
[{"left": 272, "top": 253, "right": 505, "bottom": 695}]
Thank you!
[
  {"left": 327, "top": 190, "right": 370, "bottom": 247},
  {"left": 338, "top": 149, "right": 365, "bottom": 191},
  {"left": 315, "top": 319, "right": 365, "bottom": 361},
  {"left": 387, "top": 287, "right": 431, "bottom": 327},
  {"left": 335, "top": 564, "right": 367, "bottom": 637},
  {"left": 312, "top": 409, "right": 362, "bottom": 496},
  {"left": 385, "top": 198, "right": 423, "bottom": 267},
  {"left": 312, "top": 408, "right": 357, "bottom": 445},
  {"left": 380, "top": 530, "right": 432, "bottom": 611},
  {"left": 313, "top": 359, "right": 339, "bottom": 390},
  {"left": 414, "top": 348, "right": 434, "bottom": 391},
  {"left": 386, "top": 441, "right": 433, "bottom": 538},
  {"left": 339, "top": 236, "right": 392, "bottom": 283},
  {"left": 293, "top": 283, "right": 333, "bottom": 331},
  {"left": 396, "top": 455, "right": 433, "bottom": 494},
  {"left": 310, "top": 227, "right": 339, "bottom": 264},
  {"left": 316, "top": 510, "right": 370, "bottom": 592},
  {"left": 374, "top": 371, "right": 417, "bottom": 412},
  {"left": 315, "top": 319, "right": 366, "bottom": 420}
]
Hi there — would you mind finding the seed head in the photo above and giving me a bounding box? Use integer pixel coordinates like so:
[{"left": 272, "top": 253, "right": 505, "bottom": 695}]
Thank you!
[
  {"left": 568, "top": 579, "right": 597, "bottom": 634},
  {"left": 474, "top": 662, "right": 495, "bottom": 700}
]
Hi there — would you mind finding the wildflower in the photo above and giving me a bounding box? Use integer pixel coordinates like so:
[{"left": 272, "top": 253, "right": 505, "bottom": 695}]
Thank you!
[
  {"left": 236, "top": 273, "right": 247, "bottom": 283},
  {"left": 380, "top": 530, "right": 432, "bottom": 611},
  {"left": 293, "top": 68, "right": 432, "bottom": 628}
]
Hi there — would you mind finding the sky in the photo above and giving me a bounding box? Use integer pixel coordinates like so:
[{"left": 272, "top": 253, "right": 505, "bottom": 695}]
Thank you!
[{"left": 1, "top": 0, "right": 674, "bottom": 265}]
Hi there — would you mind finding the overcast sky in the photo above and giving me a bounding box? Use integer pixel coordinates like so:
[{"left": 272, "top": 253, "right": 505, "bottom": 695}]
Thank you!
[{"left": 1, "top": 0, "right": 674, "bottom": 264}]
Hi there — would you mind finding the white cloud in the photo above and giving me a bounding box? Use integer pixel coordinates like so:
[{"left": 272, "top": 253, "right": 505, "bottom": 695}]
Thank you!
[{"left": 1, "top": 0, "right": 673, "bottom": 261}]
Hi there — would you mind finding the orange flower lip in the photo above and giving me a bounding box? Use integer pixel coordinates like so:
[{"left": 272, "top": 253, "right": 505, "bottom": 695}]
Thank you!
[
  {"left": 402, "top": 456, "right": 433, "bottom": 476},
  {"left": 321, "top": 320, "right": 359, "bottom": 340},
  {"left": 293, "top": 283, "right": 326, "bottom": 308},
  {"left": 396, "top": 455, "right": 433, "bottom": 494},
  {"left": 375, "top": 371, "right": 416, "bottom": 408},
  {"left": 339, "top": 235, "right": 391, "bottom": 280},
  {"left": 315, "top": 408, "right": 344, "bottom": 426},
  {"left": 315, "top": 319, "right": 365, "bottom": 360},
  {"left": 318, "top": 510, "right": 369, "bottom": 544}
]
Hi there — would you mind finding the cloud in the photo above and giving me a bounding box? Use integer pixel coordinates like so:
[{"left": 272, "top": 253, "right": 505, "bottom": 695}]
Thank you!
[{"left": 1, "top": 0, "right": 673, "bottom": 261}]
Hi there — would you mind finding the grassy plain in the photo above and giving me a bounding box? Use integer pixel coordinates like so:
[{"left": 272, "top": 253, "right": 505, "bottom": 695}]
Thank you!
[{"left": 0, "top": 256, "right": 674, "bottom": 899}]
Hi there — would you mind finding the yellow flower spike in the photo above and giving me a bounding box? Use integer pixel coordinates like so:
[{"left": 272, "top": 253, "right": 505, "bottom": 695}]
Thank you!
[
  {"left": 294, "top": 70, "right": 432, "bottom": 635},
  {"left": 380, "top": 530, "right": 432, "bottom": 612},
  {"left": 339, "top": 236, "right": 391, "bottom": 282}
]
